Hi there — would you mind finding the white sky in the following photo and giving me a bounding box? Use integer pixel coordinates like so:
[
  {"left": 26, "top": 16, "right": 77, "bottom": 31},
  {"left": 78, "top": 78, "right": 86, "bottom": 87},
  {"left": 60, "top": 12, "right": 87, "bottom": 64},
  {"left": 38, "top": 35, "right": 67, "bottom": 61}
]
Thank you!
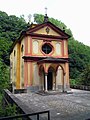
[{"left": 0, "top": 0, "right": 90, "bottom": 46}]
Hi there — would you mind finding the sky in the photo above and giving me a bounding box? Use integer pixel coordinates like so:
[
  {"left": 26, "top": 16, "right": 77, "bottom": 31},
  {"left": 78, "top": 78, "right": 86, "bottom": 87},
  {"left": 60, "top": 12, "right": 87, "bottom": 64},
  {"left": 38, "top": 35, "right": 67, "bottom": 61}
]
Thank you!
[{"left": 0, "top": 0, "right": 90, "bottom": 46}]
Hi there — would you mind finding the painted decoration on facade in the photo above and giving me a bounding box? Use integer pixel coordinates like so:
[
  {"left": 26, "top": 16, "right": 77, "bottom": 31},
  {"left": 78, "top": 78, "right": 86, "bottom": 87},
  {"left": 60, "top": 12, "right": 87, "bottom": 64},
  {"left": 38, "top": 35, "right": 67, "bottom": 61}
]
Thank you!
[
  {"left": 33, "top": 41, "right": 39, "bottom": 54},
  {"left": 56, "top": 43, "right": 62, "bottom": 55}
]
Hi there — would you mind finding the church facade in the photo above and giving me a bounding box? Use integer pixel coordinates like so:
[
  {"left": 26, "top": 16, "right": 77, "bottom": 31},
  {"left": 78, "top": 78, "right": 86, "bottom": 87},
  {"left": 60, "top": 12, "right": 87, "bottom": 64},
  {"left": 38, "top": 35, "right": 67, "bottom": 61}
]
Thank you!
[{"left": 10, "top": 15, "right": 70, "bottom": 92}]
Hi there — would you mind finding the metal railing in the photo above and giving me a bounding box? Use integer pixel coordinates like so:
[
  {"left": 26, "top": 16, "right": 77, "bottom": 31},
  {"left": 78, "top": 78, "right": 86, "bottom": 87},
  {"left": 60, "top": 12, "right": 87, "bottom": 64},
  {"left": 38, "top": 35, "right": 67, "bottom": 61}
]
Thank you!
[
  {"left": 3, "top": 89, "right": 50, "bottom": 120},
  {"left": 0, "top": 110, "right": 50, "bottom": 120}
]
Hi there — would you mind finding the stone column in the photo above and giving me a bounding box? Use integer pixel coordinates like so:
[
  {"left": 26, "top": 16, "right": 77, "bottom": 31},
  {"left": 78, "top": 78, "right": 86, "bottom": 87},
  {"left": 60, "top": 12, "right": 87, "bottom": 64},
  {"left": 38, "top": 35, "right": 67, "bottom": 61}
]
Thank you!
[{"left": 45, "top": 73, "right": 48, "bottom": 92}]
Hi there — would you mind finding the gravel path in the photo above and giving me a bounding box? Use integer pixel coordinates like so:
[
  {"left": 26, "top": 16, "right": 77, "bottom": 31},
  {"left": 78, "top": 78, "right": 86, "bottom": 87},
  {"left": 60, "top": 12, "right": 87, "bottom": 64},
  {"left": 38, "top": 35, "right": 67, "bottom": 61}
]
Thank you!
[{"left": 15, "top": 89, "right": 90, "bottom": 120}]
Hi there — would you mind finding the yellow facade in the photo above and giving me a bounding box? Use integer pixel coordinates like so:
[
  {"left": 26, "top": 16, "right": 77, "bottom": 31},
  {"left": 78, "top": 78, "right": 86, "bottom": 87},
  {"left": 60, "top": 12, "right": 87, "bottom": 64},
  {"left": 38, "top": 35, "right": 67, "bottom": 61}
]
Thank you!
[{"left": 10, "top": 20, "right": 70, "bottom": 92}]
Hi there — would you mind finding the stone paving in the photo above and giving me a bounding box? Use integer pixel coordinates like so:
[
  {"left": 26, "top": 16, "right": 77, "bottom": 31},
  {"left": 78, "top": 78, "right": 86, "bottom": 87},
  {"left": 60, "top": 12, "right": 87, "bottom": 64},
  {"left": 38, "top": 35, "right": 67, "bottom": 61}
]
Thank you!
[{"left": 14, "top": 89, "right": 90, "bottom": 120}]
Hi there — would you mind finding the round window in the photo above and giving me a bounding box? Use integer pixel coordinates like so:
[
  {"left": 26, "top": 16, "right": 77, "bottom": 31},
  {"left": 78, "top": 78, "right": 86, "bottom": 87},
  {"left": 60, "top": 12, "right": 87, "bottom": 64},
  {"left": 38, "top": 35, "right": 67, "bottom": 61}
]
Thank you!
[{"left": 42, "top": 43, "right": 52, "bottom": 54}]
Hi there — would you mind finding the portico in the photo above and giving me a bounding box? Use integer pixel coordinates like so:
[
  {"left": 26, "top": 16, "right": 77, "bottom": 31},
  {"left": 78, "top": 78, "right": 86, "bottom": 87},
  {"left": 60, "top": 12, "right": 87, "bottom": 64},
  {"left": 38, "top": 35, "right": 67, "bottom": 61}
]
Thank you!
[{"left": 38, "top": 57, "right": 69, "bottom": 92}]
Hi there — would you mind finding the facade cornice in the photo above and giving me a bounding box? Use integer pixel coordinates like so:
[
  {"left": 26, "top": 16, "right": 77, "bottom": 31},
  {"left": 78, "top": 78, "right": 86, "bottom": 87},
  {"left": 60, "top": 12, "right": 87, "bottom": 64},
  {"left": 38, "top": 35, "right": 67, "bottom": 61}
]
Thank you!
[{"left": 22, "top": 56, "right": 69, "bottom": 63}]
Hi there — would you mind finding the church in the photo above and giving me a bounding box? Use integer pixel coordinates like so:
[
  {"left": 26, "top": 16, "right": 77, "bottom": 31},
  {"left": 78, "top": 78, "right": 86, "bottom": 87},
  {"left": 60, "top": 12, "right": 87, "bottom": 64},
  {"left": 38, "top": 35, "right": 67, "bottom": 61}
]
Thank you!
[{"left": 10, "top": 13, "right": 70, "bottom": 93}]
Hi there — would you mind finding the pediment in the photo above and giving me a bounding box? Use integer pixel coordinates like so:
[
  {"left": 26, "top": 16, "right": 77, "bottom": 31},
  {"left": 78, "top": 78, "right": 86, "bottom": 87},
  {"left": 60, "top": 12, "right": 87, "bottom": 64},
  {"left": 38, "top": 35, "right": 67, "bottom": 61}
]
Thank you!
[
  {"left": 33, "top": 26, "right": 61, "bottom": 36},
  {"left": 26, "top": 22, "right": 70, "bottom": 38}
]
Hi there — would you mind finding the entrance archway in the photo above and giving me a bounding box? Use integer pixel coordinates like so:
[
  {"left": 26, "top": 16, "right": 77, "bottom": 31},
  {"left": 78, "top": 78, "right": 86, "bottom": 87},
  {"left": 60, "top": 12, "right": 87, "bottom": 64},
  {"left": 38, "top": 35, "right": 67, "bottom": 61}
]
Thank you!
[
  {"left": 39, "top": 63, "right": 65, "bottom": 91},
  {"left": 47, "top": 70, "right": 53, "bottom": 90},
  {"left": 47, "top": 67, "right": 54, "bottom": 90},
  {"left": 56, "top": 65, "right": 65, "bottom": 92}
]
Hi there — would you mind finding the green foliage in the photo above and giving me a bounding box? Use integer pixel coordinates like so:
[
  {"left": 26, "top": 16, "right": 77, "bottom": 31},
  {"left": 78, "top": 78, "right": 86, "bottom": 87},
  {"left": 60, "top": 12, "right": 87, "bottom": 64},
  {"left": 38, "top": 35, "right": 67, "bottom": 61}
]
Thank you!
[
  {"left": 0, "top": 94, "right": 17, "bottom": 116},
  {"left": 0, "top": 37, "right": 11, "bottom": 65},
  {"left": 0, "top": 11, "right": 28, "bottom": 66},
  {"left": 0, "top": 103, "right": 17, "bottom": 117},
  {"left": 0, "top": 11, "right": 28, "bottom": 42},
  {"left": 68, "top": 39, "right": 90, "bottom": 79},
  {"left": 0, "top": 11, "right": 28, "bottom": 116},
  {"left": 70, "top": 79, "right": 79, "bottom": 86},
  {"left": 70, "top": 65, "right": 90, "bottom": 86},
  {"left": 0, "top": 96, "right": 22, "bottom": 119},
  {"left": 79, "top": 65, "right": 90, "bottom": 86},
  {"left": 0, "top": 61, "right": 9, "bottom": 93},
  {"left": 34, "top": 14, "right": 44, "bottom": 24}
]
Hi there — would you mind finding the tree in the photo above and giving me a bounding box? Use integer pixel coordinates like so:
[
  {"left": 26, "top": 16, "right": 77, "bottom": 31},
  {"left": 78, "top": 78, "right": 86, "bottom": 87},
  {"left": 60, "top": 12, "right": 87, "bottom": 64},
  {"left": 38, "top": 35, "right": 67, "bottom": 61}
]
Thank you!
[
  {"left": 0, "top": 11, "right": 28, "bottom": 65},
  {"left": 79, "top": 65, "right": 90, "bottom": 86},
  {"left": 0, "top": 60, "right": 9, "bottom": 94},
  {"left": 68, "top": 39, "right": 90, "bottom": 79}
]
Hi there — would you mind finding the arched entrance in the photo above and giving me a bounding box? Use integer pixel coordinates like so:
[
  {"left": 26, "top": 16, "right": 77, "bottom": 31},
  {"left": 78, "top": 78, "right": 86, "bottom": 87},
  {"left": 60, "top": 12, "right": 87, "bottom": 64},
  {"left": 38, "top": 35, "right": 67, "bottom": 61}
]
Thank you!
[
  {"left": 47, "top": 69, "right": 53, "bottom": 90},
  {"left": 56, "top": 65, "right": 65, "bottom": 92},
  {"left": 44, "top": 67, "right": 54, "bottom": 91},
  {"left": 38, "top": 61, "right": 68, "bottom": 92}
]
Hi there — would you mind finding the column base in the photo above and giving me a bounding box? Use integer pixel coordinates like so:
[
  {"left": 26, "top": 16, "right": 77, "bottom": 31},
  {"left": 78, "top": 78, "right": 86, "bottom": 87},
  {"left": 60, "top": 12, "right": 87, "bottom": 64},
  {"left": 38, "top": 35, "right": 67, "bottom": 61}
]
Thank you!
[{"left": 45, "top": 89, "right": 48, "bottom": 92}]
